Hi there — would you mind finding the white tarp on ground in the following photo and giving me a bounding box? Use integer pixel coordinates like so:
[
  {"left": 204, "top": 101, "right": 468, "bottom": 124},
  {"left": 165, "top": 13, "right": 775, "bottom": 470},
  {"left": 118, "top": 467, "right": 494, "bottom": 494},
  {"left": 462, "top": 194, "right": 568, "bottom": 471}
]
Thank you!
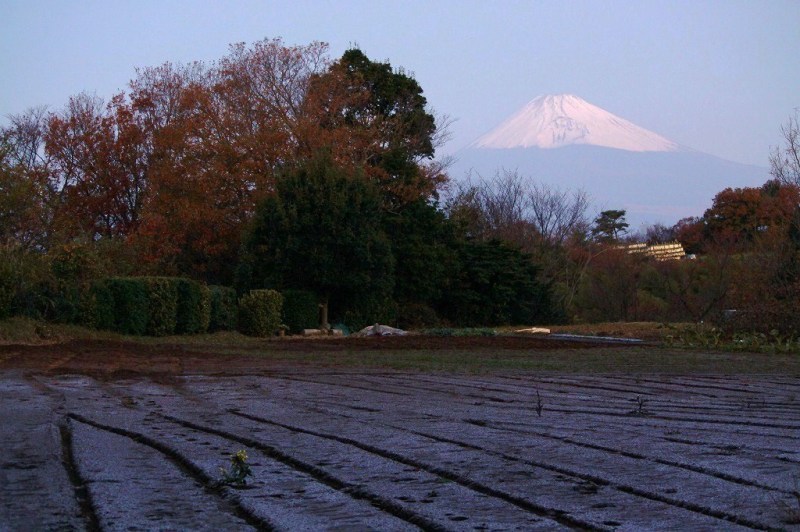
[{"left": 353, "top": 324, "right": 407, "bottom": 337}]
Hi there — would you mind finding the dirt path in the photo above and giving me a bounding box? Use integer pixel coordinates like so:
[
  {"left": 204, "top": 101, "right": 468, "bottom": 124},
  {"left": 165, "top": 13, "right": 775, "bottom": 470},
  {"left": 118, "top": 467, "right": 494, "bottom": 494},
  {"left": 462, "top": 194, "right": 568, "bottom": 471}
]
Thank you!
[{"left": 2, "top": 340, "right": 800, "bottom": 530}]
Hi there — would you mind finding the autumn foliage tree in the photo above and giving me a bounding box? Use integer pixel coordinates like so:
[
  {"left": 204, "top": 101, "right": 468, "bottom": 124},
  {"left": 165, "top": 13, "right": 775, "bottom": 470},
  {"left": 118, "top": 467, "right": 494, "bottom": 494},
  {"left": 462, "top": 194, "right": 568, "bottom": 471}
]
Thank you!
[
  {"left": 305, "top": 49, "right": 445, "bottom": 209},
  {"left": 703, "top": 181, "right": 799, "bottom": 247}
]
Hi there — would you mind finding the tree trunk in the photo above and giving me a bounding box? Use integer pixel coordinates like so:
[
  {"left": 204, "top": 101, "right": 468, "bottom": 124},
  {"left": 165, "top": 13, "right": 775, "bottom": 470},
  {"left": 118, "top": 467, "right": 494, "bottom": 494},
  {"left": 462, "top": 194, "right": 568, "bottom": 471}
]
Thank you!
[{"left": 319, "top": 298, "right": 329, "bottom": 330}]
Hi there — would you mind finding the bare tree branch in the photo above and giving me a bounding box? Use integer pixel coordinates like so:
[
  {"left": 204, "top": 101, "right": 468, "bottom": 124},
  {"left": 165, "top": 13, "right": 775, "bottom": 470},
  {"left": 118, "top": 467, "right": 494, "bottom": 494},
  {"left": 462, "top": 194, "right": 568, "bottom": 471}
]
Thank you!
[{"left": 769, "top": 109, "right": 800, "bottom": 187}]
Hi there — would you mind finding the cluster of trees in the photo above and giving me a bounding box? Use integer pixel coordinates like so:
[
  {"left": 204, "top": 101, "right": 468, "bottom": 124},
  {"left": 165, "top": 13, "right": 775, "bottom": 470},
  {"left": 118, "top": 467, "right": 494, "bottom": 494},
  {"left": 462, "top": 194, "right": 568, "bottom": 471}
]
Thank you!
[
  {"left": 444, "top": 165, "right": 800, "bottom": 334},
  {"left": 2, "top": 36, "right": 799, "bottom": 334},
  {"left": 1, "top": 39, "right": 553, "bottom": 331},
  {"left": 570, "top": 176, "right": 800, "bottom": 333},
  {"left": 1, "top": 40, "right": 447, "bottom": 284}
]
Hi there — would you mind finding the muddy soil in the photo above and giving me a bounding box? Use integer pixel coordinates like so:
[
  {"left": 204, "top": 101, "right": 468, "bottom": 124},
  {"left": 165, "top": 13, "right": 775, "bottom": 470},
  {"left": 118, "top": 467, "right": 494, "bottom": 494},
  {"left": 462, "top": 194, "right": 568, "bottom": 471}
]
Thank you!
[
  {"left": 0, "top": 334, "right": 613, "bottom": 372},
  {"left": 2, "top": 338, "right": 799, "bottom": 530}
]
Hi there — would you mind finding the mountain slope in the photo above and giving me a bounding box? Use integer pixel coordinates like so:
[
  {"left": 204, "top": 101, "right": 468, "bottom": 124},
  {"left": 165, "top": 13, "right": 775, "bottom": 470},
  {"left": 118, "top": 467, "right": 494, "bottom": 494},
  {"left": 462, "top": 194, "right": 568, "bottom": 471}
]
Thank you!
[
  {"left": 471, "top": 94, "right": 681, "bottom": 152},
  {"left": 455, "top": 94, "right": 768, "bottom": 227}
]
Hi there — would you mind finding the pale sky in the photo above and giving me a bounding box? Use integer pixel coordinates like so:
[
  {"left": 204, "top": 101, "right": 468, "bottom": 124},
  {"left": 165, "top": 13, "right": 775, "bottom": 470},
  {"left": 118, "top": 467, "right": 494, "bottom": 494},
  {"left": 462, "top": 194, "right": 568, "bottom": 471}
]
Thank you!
[{"left": 2, "top": 0, "right": 798, "bottom": 167}]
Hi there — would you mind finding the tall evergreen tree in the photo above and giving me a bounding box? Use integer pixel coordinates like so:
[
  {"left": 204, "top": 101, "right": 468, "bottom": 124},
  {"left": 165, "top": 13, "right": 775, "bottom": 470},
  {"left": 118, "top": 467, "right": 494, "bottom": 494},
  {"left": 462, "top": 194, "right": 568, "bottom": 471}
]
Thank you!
[
  {"left": 241, "top": 153, "right": 394, "bottom": 328},
  {"left": 591, "top": 210, "right": 629, "bottom": 243}
]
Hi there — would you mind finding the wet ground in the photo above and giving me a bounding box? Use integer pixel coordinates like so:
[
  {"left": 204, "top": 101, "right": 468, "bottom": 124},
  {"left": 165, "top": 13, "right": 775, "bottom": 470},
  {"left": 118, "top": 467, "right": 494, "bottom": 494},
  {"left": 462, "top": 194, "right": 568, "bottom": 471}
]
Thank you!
[{"left": 2, "top": 339, "right": 799, "bottom": 530}]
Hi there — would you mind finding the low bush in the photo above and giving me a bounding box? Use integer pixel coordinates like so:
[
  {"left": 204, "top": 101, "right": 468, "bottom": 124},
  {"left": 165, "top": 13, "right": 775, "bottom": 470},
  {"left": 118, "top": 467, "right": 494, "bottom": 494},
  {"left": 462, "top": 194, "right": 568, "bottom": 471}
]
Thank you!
[
  {"left": 663, "top": 323, "right": 800, "bottom": 354},
  {"left": 81, "top": 276, "right": 213, "bottom": 336},
  {"left": 339, "top": 296, "right": 398, "bottom": 333},
  {"left": 209, "top": 285, "right": 238, "bottom": 332},
  {"left": 105, "top": 278, "right": 150, "bottom": 335},
  {"left": 238, "top": 289, "right": 283, "bottom": 337},
  {"left": 281, "top": 289, "right": 318, "bottom": 333},
  {"left": 175, "top": 279, "right": 211, "bottom": 335},
  {"left": 82, "top": 280, "right": 116, "bottom": 330},
  {"left": 0, "top": 246, "right": 54, "bottom": 320},
  {"left": 396, "top": 302, "right": 439, "bottom": 330},
  {"left": 142, "top": 277, "right": 178, "bottom": 336}
]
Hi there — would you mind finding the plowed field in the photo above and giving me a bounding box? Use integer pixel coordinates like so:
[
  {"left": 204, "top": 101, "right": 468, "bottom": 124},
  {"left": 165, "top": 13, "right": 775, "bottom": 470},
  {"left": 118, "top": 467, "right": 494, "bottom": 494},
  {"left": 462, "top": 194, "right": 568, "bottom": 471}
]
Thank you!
[{"left": 2, "top": 337, "right": 799, "bottom": 530}]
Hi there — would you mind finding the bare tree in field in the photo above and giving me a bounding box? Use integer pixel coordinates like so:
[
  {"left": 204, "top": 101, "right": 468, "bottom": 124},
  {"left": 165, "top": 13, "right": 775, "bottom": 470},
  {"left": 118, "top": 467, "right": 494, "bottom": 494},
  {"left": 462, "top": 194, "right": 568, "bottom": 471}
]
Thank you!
[
  {"left": 769, "top": 110, "right": 800, "bottom": 187},
  {"left": 527, "top": 182, "right": 589, "bottom": 246},
  {"left": 445, "top": 168, "right": 590, "bottom": 319},
  {"left": 447, "top": 168, "right": 589, "bottom": 251},
  {"left": 446, "top": 170, "right": 528, "bottom": 246}
]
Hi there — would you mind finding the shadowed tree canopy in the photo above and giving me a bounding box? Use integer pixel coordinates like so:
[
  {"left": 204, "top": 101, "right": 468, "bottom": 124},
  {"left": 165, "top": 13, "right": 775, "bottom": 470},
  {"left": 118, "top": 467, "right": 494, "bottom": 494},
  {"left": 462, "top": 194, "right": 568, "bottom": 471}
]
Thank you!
[
  {"left": 241, "top": 153, "right": 394, "bottom": 326},
  {"left": 439, "top": 239, "right": 552, "bottom": 327}
]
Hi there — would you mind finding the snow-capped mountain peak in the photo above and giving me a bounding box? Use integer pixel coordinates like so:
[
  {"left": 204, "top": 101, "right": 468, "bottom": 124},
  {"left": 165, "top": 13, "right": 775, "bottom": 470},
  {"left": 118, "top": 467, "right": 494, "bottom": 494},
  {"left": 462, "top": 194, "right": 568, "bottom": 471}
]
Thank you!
[{"left": 471, "top": 94, "right": 680, "bottom": 152}]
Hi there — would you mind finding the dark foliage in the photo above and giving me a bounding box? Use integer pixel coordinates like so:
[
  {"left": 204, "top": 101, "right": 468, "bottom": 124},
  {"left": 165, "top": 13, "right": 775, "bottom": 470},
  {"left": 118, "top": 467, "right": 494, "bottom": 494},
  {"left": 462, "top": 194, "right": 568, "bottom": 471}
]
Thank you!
[
  {"left": 243, "top": 153, "right": 395, "bottom": 327},
  {"left": 142, "top": 277, "right": 178, "bottom": 336},
  {"left": 440, "top": 240, "right": 551, "bottom": 327},
  {"left": 281, "top": 289, "right": 319, "bottom": 333},
  {"left": 105, "top": 278, "right": 150, "bottom": 335},
  {"left": 209, "top": 285, "right": 238, "bottom": 332},
  {"left": 238, "top": 289, "right": 283, "bottom": 337},
  {"left": 174, "top": 278, "right": 210, "bottom": 335}
]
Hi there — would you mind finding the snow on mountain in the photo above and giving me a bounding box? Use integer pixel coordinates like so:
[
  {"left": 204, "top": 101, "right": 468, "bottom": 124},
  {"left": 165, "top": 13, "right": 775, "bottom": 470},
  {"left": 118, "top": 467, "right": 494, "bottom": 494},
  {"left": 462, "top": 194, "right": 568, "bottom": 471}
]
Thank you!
[
  {"left": 455, "top": 94, "right": 768, "bottom": 227},
  {"left": 471, "top": 94, "right": 681, "bottom": 152}
]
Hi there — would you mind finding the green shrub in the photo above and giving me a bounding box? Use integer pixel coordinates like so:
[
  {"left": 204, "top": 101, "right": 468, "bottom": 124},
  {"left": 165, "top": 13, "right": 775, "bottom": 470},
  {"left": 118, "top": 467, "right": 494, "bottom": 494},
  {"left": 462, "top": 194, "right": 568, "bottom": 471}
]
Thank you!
[
  {"left": 0, "top": 254, "right": 16, "bottom": 319},
  {"left": 0, "top": 246, "right": 53, "bottom": 320},
  {"left": 281, "top": 289, "right": 318, "bottom": 333},
  {"left": 82, "top": 280, "right": 115, "bottom": 330},
  {"left": 339, "top": 296, "right": 398, "bottom": 333},
  {"left": 238, "top": 289, "right": 283, "bottom": 337},
  {"left": 51, "top": 284, "right": 82, "bottom": 324},
  {"left": 105, "top": 278, "right": 149, "bottom": 335},
  {"left": 209, "top": 285, "right": 238, "bottom": 331},
  {"left": 142, "top": 277, "right": 178, "bottom": 336},
  {"left": 440, "top": 240, "right": 551, "bottom": 327},
  {"left": 175, "top": 279, "right": 211, "bottom": 335},
  {"left": 46, "top": 242, "right": 112, "bottom": 324},
  {"left": 396, "top": 302, "right": 439, "bottom": 330}
]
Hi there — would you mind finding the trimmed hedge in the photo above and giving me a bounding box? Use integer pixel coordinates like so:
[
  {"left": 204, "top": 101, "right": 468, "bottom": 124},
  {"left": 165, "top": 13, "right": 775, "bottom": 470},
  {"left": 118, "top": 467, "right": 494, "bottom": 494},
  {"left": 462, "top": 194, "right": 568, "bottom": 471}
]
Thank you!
[
  {"left": 175, "top": 279, "right": 211, "bottom": 335},
  {"left": 82, "top": 279, "right": 115, "bottom": 330},
  {"left": 106, "top": 278, "right": 150, "bottom": 335},
  {"left": 209, "top": 285, "right": 238, "bottom": 331},
  {"left": 238, "top": 289, "right": 283, "bottom": 337},
  {"left": 81, "top": 276, "right": 215, "bottom": 336},
  {"left": 281, "top": 289, "right": 318, "bottom": 333},
  {"left": 143, "top": 277, "right": 178, "bottom": 336}
]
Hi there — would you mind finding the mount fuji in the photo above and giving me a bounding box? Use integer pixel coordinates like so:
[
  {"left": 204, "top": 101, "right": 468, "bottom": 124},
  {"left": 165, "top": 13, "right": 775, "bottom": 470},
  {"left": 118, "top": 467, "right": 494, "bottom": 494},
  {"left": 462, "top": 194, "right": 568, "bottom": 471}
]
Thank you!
[{"left": 453, "top": 94, "right": 768, "bottom": 228}]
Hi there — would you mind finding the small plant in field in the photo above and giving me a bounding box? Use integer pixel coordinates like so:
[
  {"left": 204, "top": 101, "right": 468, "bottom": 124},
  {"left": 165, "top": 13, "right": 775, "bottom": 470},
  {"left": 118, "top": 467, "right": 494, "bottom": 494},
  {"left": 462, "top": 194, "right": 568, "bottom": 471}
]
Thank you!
[
  {"left": 664, "top": 323, "right": 800, "bottom": 353},
  {"left": 733, "top": 329, "right": 800, "bottom": 354},
  {"left": 664, "top": 324, "right": 722, "bottom": 349},
  {"left": 219, "top": 449, "right": 253, "bottom": 486},
  {"left": 534, "top": 390, "right": 543, "bottom": 417},
  {"left": 628, "top": 395, "right": 650, "bottom": 416}
]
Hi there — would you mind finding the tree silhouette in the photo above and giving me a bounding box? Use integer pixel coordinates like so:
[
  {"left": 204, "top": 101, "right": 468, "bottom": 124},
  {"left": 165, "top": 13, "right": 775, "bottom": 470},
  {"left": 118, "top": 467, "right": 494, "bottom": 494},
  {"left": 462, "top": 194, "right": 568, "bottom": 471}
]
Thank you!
[{"left": 591, "top": 209, "right": 629, "bottom": 243}]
